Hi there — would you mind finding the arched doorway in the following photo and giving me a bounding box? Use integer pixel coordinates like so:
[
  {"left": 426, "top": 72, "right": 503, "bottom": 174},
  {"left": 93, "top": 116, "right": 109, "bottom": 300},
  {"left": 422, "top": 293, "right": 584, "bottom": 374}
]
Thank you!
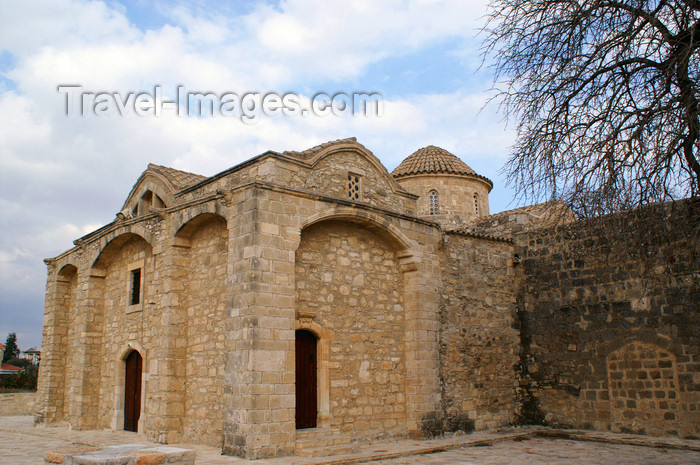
[
  {"left": 296, "top": 330, "right": 318, "bottom": 429},
  {"left": 124, "top": 350, "right": 142, "bottom": 432},
  {"left": 295, "top": 219, "right": 409, "bottom": 435}
]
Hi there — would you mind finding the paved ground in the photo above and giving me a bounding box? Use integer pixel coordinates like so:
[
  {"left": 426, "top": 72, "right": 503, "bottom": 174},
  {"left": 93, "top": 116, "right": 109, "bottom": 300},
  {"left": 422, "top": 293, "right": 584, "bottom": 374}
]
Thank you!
[
  {"left": 364, "top": 438, "right": 700, "bottom": 465},
  {"left": 1, "top": 416, "right": 699, "bottom": 465}
]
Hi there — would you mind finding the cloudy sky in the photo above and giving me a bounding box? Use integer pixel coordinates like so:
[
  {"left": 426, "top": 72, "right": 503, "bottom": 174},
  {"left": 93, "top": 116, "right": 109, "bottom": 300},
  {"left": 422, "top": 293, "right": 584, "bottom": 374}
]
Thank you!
[{"left": 0, "top": 0, "right": 517, "bottom": 350}]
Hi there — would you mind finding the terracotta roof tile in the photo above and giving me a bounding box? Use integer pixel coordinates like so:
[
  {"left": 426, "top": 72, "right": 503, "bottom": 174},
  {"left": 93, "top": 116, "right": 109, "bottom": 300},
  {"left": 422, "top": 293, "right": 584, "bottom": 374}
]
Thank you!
[
  {"left": 474, "top": 201, "right": 573, "bottom": 223},
  {"left": 283, "top": 137, "right": 358, "bottom": 159},
  {"left": 147, "top": 164, "right": 207, "bottom": 192},
  {"left": 1, "top": 363, "right": 23, "bottom": 371},
  {"left": 392, "top": 146, "right": 476, "bottom": 178}
]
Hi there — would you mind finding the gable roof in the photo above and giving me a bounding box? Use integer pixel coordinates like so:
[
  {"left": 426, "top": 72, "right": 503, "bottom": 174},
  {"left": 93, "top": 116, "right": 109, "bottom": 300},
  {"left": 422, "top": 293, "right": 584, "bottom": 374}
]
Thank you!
[
  {"left": 0, "top": 363, "right": 23, "bottom": 373},
  {"left": 146, "top": 164, "right": 207, "bottom": 192},
  {"left": 460, "top": 201, "right": 576, "bottom": 239},
  {"left": 477, "top": 201, "right": 574, "bottom": 224},
  {"left": 120, "top": 164, "right": 207, "bottom": 213},
  {"left": 282, "top": 137, "right": 359, "bottom": 160}
]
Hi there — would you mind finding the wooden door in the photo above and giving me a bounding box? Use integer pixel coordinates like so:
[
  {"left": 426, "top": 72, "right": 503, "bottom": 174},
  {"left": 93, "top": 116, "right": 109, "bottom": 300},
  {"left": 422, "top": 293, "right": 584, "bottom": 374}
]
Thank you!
[
  {"left": 295, "top": 330, "right": 317, "bottom": 429},
  {"left": 124, "top": 350, "right": 142, "bottom": 432}
]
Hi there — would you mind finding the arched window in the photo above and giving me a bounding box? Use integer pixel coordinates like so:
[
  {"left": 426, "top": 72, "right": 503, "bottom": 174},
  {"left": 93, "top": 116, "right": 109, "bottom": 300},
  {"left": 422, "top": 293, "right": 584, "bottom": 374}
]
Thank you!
[
  {"left": 132, "top": 190, "right": 167, "bottom": 217},
  {"left": 429, "top": 190, "right": 439, "bottom": 215},
  {"left": 473, "top": 193, "right": 480, "bottom": 216}
]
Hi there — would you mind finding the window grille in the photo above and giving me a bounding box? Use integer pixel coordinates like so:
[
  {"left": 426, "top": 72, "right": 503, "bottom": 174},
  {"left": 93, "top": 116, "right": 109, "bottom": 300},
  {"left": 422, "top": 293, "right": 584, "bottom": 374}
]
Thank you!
[
  {"left": 348, "top": 174, "right": 361, "bottom": 200},
  {"left": 429, "top": 190, "right": 439, "bottom": 215}
]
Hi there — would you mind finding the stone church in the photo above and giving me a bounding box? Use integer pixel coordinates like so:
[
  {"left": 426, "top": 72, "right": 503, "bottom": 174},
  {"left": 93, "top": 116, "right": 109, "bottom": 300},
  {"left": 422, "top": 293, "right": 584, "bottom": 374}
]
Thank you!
[{"left": 37, "top": 138, "right": 699, "bottom": 459}]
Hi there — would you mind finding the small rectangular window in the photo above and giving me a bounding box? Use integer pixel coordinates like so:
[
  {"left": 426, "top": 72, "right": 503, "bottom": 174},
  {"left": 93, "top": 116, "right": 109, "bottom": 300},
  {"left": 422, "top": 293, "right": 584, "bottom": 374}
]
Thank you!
[
  {"left": 130, "top": 268, "right": 141, "bottom": 305},
  {"left": 348, "top": 173, "right": 362, "bottom": 201}
]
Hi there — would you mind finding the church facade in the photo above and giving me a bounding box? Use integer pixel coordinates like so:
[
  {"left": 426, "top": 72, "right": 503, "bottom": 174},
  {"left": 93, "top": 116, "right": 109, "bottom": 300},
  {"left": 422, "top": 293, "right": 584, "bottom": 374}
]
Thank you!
[{"left": 37, "top": 138, "right": 699, "bottom": 458}]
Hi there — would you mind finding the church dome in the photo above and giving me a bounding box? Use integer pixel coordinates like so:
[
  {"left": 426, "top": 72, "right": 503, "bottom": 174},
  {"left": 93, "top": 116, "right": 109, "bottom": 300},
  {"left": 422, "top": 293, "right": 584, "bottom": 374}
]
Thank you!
[
  {"left": 392, "top": 145, "right": 493, "bottom": 226},
  {"left": 392, "top": 145, "right": 477, "bottom": 178}
]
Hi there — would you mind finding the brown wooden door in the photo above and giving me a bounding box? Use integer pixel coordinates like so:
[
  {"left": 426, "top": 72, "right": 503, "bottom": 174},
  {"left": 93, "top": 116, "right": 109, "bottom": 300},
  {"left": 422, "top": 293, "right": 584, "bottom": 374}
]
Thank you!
[
  {"left": 124, "top": 350, "right": 142, "bottom": 432},
  {"left": 296, "top": 330, "right": 317, "bottom": 429}
]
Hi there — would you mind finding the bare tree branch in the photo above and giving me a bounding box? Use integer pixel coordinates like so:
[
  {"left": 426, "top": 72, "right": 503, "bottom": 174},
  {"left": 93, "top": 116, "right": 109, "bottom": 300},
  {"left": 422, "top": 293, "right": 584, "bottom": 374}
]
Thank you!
[{"left": 483, "top": 0, "right": 700, "bottom": 216}]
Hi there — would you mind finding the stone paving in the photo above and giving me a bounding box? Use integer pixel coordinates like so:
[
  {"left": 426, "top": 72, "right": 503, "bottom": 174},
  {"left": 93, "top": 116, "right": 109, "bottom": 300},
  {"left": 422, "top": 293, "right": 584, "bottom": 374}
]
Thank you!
[
  {"left": 1, "top": 416, "right": 700, "bottom": 465},
  {"left": 364, "top": 438, "right": 700, "bottom": 465}
]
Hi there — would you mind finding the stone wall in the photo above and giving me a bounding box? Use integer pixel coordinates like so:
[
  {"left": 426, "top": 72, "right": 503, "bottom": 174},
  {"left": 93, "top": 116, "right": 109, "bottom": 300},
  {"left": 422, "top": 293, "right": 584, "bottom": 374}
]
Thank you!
[
  {"left": 517, "top": 202, "right": 700, "bottom": 438},
  {"left": 62, "top": 267, "right": 79, "bottom": 422},
  {"left": 38, "top": 264, "right": 77, "bottom": 423},
  {"left": 183, "top": 216, "right": 228, "bottom": 446},
  {"left": 97, "top": 235, "right": 154, "bottom": 430},
  {"left": 435, "top": 233, "right": 519, "bottom": 434},
  {"left": 295, "top": 221, "right": 406, "bottom": 439},
  {"left": 175, "top": 147, "right": 417, "bottom": 217},
  {"left": 395, "top": 174, "right": 490, "bottom": 228},
  {"left": 37, "top": 141, "right": 442, "bottom": 459},
  {"left": 0, "top": 392, "right": 37, "bottom": 416},
  {"left": 303, "top": 150, "right": 412, "bottom": 213}
]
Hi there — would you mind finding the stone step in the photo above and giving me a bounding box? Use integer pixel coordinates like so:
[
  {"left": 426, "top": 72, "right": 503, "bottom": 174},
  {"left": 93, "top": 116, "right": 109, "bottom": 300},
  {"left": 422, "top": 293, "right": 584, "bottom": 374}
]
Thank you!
[
  {"left": 296, "top": 442, "right": 358, "bottom": 458},
  {"left": 296, "top": 434, "right": 353, "bottom": 447},
  {"left": 295, "top": 428, "right": 357, "bottom": 457}
]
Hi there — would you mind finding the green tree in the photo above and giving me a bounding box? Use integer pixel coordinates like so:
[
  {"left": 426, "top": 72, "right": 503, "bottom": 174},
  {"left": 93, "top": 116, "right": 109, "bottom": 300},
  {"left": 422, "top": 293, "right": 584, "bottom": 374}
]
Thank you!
[
  {"left": 2, "top": 333, "right": 20, "bottom": 362},
  {"left": 483, "top": 0, "right": 700, "bottom": 217}
]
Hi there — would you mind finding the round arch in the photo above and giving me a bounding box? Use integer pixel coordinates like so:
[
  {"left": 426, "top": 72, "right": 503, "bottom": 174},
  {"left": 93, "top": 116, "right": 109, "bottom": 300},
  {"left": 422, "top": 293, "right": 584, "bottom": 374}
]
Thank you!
[
  {"left": 117, "top": 342, "right": 146, "bottom": 362},
  {"left": 174, "top": 212, "right": 227, "bottom": 248},
  {"left": 294, "top": 213, "right": 413, "bottom": 431},
  {"left": 600, "top": 329, "right": 678, "bottom": 360},
  {"left": 298, "top": 207, "right": 420, "bottom": 274},
  {"left": 112, "top": 342, "right": 147, "bottom": 432},
  {"left": 300, "top": 207, "right": 415, "bottom": 253},
  {"left": 296, "top": 320, "right": 331, "bottom": 428},
  {"left": 605, "top": 340, "right": 681, "bottom": 436},
  {"left": 303, "top": 140, "right": 408, "bottom": 197},
  {"left": 56, "top": 263, "right": 78, "bottom": 282},
  {"left": 91, "top": 232, "right": 153, "bottom": 272},
  {"left": 121, "top": 172, "right": 176, "bottom": 215}
]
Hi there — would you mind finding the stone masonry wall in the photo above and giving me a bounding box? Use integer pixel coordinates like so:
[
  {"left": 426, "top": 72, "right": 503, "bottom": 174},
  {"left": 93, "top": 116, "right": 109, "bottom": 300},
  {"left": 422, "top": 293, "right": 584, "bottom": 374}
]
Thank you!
[
  {"left": 296, "top": 221, "right": 407, "bottom": 439},
  {"left": 396, "top": 175, "right": 490, "bottom": 228},
  {"left": 518, "top": 202, "right": 700, "bottom": 438},
  {"left": 39, "top": 142, "right": 444, "bottom": 459},
  {"left": 175, "top": 149, "right": 417, "bottom": 217},
  {"left": 303, "top": 151, "right": 411, "bottom": 213},
  {"left": 436, "top": 233, "right": 519, "bottom": 434},
  {"left": 61, "top": 268, "right": 79, "bottom": 422},
  {"left": 97, "top": 236, "right": 153, "bottom": 429},
  {"left": 183, "top": 218, "right": 228, "bottom": 446},
  {"left": 0, "top": 392, "right": 38, "bottom": 416}
]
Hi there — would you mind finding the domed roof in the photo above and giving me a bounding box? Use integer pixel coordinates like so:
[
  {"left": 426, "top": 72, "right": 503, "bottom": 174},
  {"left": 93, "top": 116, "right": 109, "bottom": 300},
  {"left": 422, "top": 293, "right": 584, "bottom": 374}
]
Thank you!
[{"left": 392, "top": 145, "right": 477, "bottom": 178}]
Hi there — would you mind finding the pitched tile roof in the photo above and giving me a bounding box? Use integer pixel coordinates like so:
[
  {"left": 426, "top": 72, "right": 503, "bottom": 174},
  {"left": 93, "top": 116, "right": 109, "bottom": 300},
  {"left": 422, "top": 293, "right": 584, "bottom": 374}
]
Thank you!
[
  {"left": 0, "top": 363, "right": 23, "bottom": 372},
  {"left": 475, "top": 201, "right": 574, "bottom": 224},
  {"left": 282, "top": 137, "right": 358, "bottom": 160},
  {"left": 392, "top": 146, "right": 477, "bottom": 178},
  {"left": 147, "top": 164, "right": 207, "bottom": 192}
]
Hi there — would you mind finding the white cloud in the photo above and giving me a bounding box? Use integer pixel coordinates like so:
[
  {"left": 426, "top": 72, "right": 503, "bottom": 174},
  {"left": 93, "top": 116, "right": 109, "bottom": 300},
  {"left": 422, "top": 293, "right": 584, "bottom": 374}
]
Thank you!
[
  {"left": 0, "top": 0, "right": 137, "bottom": 57},
  {"left": 3, "top": 0, "right": 492, "bottom": 92},
  {"left": 0, "top": 0, "right": 515, "bottom": 350},
  {"left": 247, "top": 0, "right": 489, "bottom": 83}
]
